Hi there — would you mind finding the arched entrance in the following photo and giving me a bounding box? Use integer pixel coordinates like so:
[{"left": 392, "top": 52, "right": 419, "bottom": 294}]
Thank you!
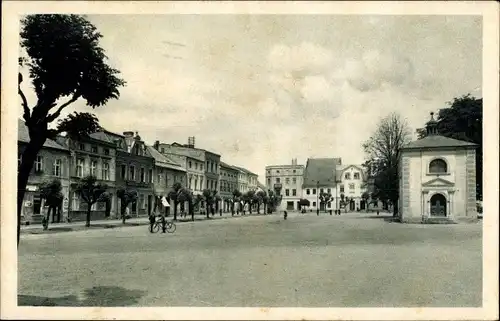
[{"left": 430, "top": 193, "right": 447, "bottom": 217}]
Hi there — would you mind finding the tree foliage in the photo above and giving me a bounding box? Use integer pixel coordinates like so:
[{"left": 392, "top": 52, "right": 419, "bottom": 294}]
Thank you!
[
  {"left": 39, "top": 179, "right": 64, "bottom": 229},
  {"left": 75, "top": 175, "right": 108, "bottom": 227},
  {"left": 362, "top": 112, "right": 411, "bottom": 216},
  {"left": 17, "top": 14, "right": 125, "bottom": 246},
  {"left": 116, "top": 188, "right": 138, "bottom": 223},
  {"left": 416, "top": 94, "right": 482, "bottom": 199}
]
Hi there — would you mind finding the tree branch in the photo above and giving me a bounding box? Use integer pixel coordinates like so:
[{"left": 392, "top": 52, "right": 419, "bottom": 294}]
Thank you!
[
  {"left": 18, "top": 87, "right": 30, "bottom": 123},
  {"left": 46, "top": 92, "right": 81, "bottom": 123}
]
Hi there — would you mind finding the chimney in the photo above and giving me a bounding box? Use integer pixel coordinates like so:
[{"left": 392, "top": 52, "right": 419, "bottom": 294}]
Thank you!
[
  {"left": 123, "top": 131, "right": 134, "bottom": 150},
  {"left": 154, "top": 140, "right": 160, "bottom": 150},
  {"left": 123, "top": 131, "right": 134, "bottom": 138}
]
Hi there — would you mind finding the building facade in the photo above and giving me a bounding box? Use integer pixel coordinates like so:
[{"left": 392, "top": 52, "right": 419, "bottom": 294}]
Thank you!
[
  {"left": 336, "top": 164, "right": 368, "bottom": 211},
  {"left": 302, "top": 158, "right": 342, "bottom": 212},
  {"left": 265, "top": 159, "right": 304, "bottom": 211},
  {"left": 219, "top": 161, "right": 239, "bottom": 212},
  {"left": 55, "top": 131, "right": 118, "bottom": 222},
  {"left": 398, "top": 113, "right": 478, "bottom": 223},
  {"left": 18, "top": 120, "right": 71, "bottom": 224},
  {"left": 204, "top": 151, "right": 221, "bottom": 193}
]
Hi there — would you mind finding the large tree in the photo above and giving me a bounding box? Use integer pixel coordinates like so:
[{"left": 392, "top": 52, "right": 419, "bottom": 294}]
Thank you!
[
  {"left": 17, "top": 14, "right": 125, "bottom": 245},
  {"left": 416, "top": 94, "right": 482, "bottom": 200},
  {"left": 74, "top": 175, "right": 108, "bottom": 227},
  {"left": 168, "top": 182, "right": 183, "bottom": 221},
  {"left": 362, "top": 112, "right": 411, "bottom": 216}
]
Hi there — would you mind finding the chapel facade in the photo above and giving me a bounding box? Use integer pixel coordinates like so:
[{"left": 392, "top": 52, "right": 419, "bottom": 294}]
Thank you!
[{"left": 398, "top": 112, "right": 478, "bottom": 223}]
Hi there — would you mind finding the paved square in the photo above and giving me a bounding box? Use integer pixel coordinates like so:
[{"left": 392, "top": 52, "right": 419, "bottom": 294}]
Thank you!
[{"left": 18, "top": 213, "right": 482, "bottom": 307}]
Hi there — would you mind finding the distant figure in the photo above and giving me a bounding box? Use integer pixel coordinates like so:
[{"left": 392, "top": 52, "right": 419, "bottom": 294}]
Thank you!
[
  {"left": 149, "top": 213, "right": 156, "bottom": 233},
  {"left": 284, "top": 210, "right": 288, "bottom": 220},
  {"left": 329, "top": 209, "right": 332, "bottom": 215},
  {"left": 377, "top": 210, "right": 380, "bottom": 216}
]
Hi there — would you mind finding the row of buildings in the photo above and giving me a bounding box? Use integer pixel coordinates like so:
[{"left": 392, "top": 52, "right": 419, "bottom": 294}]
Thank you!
[
  {"left": 265, "top": 158, "right": 368, "bottom": 212},
  {"left": 18, "top": 120, "right": 260, "bottom": 224}
]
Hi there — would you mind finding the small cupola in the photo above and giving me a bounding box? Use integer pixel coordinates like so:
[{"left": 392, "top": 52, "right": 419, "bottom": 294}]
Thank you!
[{"left": 426, "top": 112, "right": 439, "bottom": 136}]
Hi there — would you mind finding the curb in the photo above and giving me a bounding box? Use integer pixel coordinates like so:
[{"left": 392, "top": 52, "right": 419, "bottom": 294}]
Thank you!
[{"left": 21, "top": 212, "right": 276, "bottom": 235}]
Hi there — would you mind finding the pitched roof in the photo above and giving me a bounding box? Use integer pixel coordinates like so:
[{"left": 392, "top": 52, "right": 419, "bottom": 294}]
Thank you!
[
  {"left": 402, "top": 135, "right": 477, "bottom": 150},
  {"left": 18, "top": 119, "right": 68, "bottom": 151},
  {"left": 336, "top": 164, "right": 367, "bottom": 181},
  {"left": 88, "top": 131, "right": 115, "bottom": 144},
  {"left": 232, "top": 165, "right": 258, "bottom": 177},
  {"left": 220, "top": 161, "right": 238, "bottom": 171},
  {"left": 145, "top": 146, "right": 186, "bottom": 171},
  {"left": 303, "top": 158, "right": 341, "bottom": 187}
]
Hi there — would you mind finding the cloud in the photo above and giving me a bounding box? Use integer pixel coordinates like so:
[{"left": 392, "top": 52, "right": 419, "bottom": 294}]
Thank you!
[
  {"left": 344, "top": 50, "right": 414, "bottom": 92},
  {"left": 268, "top": 42, "right": 334, "bottom": 73}
]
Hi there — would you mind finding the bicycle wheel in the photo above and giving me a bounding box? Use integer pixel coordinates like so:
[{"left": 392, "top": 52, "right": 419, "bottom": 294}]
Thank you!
[
  {"left": 151, "top": 222, "right": 160, "bottom": 233},
  {"left": 166, "top": 222, "right": 176, "bottom": 233}
]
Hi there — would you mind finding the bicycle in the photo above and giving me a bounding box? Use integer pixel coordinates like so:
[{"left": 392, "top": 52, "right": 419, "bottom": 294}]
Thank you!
[{"left": 151, "top": 217, "right": 176, "bottom": 233}]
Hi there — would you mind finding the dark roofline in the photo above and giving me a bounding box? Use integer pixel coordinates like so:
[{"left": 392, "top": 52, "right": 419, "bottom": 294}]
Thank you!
[
  {"left": 158, "top": 142, "right": 221, "bottom": 157},
  {"left": 401, "top": 144, "right": 477, "bottom": 151},
  {"left": 18, "top": 140, "right": 70, "bottom": 153}
]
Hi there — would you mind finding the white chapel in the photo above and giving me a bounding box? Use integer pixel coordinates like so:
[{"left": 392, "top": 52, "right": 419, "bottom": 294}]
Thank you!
[{"left": 398, "top": 112, "right": 478, "bottom": 223}]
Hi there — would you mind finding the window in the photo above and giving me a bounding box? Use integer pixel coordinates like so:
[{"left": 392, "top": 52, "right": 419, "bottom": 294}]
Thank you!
[
  {"left": 91, "top": 145, "right": 98, "bottom": 153},
  {"left": 285, "top": 189, "right": 290, "bottom": 196},
  {"left": 161, "top": 148, "right": 165, "bottom": 153},
  {"left": 72, "top": 192, "right": 80, "bottom": 210},
  {"left": 306, "top": 189, "right": 310, "bottom": 195},
  {"left": 35, "top": 155, "right": 43, "bottom": 172},
  {"left": 349, "top": 183, "right": 355, "bottom": 191},
  {"left": 76, "top": 159, "right": 84, "bottom": 177},
  {"left": 293, "top": 170, "right": 296, "bottom": 173},
  {"left": 276, "top": 177, "right": 280, "bottom": 183},
  {"left": 292, "top": 189, "right": 297, "bottom": 196},
  {"left": 292, "top": 177, "right": 297, "bottom": 184},
  {"left": 195, "top": 163, "right": 198, "bottom": 170},
  {"left": 141, "top": 168, "right": 145, "bottom": 182},
  {"left": 158, "top": 171, "right": 162, "bottom": 183},
  {"left": 267, "top": 178, "right": 271, "bottom": 186},
  {"left": 285, "top": 178, "right": 290, "bottom": 184},
  {"left": 189, "top": 161, "right": 192, "bottom": 168},
  {"left": 102, "top": 162, "right": 110, "bottom": 180},
  {"left": 53, "top": 159, "right": 62, "bottom": 177},
  {"left": 354, "top": 172, "right": 360, "bottom": 179},
  {"left": 340, "top": 185, "right": 344, "bottom": 193},
  {"left": 200, "top": 164, "right": 203, "bottom": 170},
  {"left": 140, "top": 194, "right": 145, "bottom": 209},
  {"left": 345, "top": 173, "right": 351, "bottom": 180},
  {"left": 149, "top": 169, "right": 153, "bottom": 183},
  {"left": 104, "top": 148, "right": 110, "bottom": 156},
  {"left": 313, "top": 202, "right": 316, "bottom": 207},
  {"left": 121, "top": 165, "right": 126, "bottom": 179},
  {"left": 90, "top": 160, "right": 97, "bottom": 177},
  {"left": 429, "top": 159, "right": 447, "bottom": 173},
  {"left": 277, "top": 170, "right": 280, "bottom": 173},
  {"left": 267, "top": 170, "right": 270, "bottom": 174},
  {"left": 200, "top": 178, "right": 204, "bottom": 190},
  {"left": 312, "top": 189, "right": 316, "bottom": 195},
  {"left": 130, "top": 166, "right": 135, "bottom": 180},
  {"left": 79, "top": 143, "right": 85, "bottom": 151}
]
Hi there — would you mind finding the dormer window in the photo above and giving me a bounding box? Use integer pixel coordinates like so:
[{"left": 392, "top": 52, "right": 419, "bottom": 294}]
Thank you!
[{"left": 429, "top": 159, "right": 447, "bottom": 174}]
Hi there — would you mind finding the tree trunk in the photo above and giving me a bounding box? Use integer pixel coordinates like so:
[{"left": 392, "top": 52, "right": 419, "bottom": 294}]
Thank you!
[
  {"left": 206, "top": 204, "right": 210, "bottom": 219},
  {"left": 17, "top": 138, "right": 44, "bottom": 246},
  {"left": 86, "top": 203, "right": 92, "bottom": 227},
  {"left": 190, "top": 201, "right": 194, "bottom": 221},
  {"left": 173, "top": 201, "right": 178, "bottom": 221}
]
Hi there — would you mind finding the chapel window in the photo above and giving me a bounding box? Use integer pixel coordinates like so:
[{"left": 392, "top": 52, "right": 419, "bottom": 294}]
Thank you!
[{"left": 429, "top": 159, "right": 447, "bottom": 174}]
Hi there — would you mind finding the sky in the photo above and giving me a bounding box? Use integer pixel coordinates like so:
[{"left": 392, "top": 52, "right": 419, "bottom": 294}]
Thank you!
[{"left": 18, "top": 14, "right": 482, "bottom": 180}]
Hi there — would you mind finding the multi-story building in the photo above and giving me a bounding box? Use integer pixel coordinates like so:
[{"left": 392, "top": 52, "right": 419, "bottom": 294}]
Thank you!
[
  {"left": 18, "top": 119, "right": 71, "bottom": 224},
  {"left": 55, "top": 131, "right": 118, "bottom": 221},
  {"left": 265, "top": 159, "right": 305, "bottom": 211},
  {"left": 335, "top": 164, "right": 368, "bottom": 211},
  {"left": 233, "top": 166, "right": 259, "bottom": 194},
  {"left": 155, "top": 141, "right": 202, "bottom": 195},
  {"left": 219, "top": 161, "right": 239, "bottom": 212},
  {"left": 302, "top": 158, "right": 342, "bottom": 212},
  {"left": 204, "top": 150, "right": 221, "bottom": 193},
  {"left": 146, "top": 145, "right": 187, "bottom": 213},
  {"left": 94, "top": 130, "right": 155, "bottom": 218}
]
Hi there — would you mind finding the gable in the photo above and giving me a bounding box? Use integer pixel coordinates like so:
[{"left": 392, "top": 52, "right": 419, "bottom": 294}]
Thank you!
[{"left": 421, "top": 177, "right": 455, "bottom": 188}]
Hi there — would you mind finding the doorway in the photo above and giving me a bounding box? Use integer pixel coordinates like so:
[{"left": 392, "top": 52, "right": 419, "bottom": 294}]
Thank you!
[
  {"left": 286, "top": 201, "right": 294, "bottom": 210},
  {"left": 147, "top": 195, "right": 152, "bottom": 215},
  {"left": 430, "top": 193, "right": 447, "bottom": 217}
]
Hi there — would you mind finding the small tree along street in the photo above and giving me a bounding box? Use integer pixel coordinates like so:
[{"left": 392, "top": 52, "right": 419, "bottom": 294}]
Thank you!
[
  {"left": 74, "top": 175, "right": 108, "bottom": 227},
  {"left": 17, "top": 14, "right": 125, "bottom": 246},
  {"left": 362, "top": 112, "right": 411, "bottom": 216},
  {"left": 39, "top": 179, "right": 64, "bottom": 229},
  {"left": 116, "top": 188, "right": 138, "bottom": 223}
]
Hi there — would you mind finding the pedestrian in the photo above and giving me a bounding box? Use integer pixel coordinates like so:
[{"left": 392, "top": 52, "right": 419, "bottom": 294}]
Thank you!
[
  {"left": 284, "top": 210, "right": 288, "bottom": 220},
  {"left": 149, "top": 212, "right": 156, "bottom": 233},
  {"left": 161, "top": 215, "right": 167, "bottom": 233}
]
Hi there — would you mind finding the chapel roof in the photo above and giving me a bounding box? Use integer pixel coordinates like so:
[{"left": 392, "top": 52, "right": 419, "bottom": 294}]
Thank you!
[{"left": 303, "top": 158, "right": 341, "bottom": 187}]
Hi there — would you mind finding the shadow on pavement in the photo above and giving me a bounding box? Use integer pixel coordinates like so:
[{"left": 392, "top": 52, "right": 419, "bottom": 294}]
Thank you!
[{"left": 18, "top": 286, "right": 146, "bottom": 306}]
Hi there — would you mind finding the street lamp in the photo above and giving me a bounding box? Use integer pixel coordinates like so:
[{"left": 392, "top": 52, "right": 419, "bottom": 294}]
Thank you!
[{"left": 316, "top": 180, "right": 320, "bottom": 216}]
